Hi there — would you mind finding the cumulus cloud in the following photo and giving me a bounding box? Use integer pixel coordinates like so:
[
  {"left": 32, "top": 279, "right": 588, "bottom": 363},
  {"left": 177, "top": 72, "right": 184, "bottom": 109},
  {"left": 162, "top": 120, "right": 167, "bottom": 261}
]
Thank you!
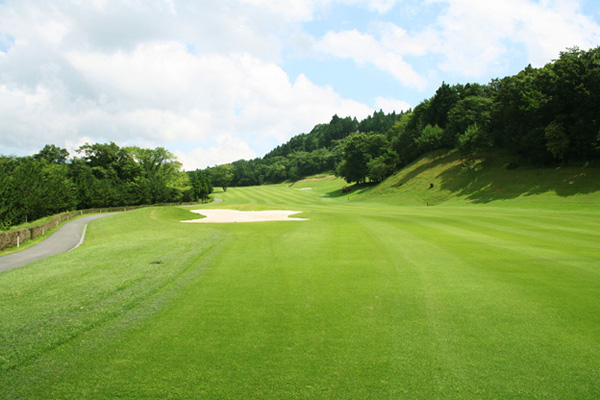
[
  {"left": 364, "top": 0, "right": 403, "bottom": 14},
  {"left": 316, "top": 29, "right": 428, "bottom": 90},
  {"left": 238, "top": 0, "right": 406, "bottom": 20},
  {"left": 311, "top": 0, "right": 600, "bottom": 86},
  {"left": 429, "top": 0, "right": 600, "bottom": 76},
  {"left": 0, "top": 27, "right": 379, "bottom": 168},
  {"left": 0, "top": 0, "right": 391, "bottom": 169},
  {"left": 174, "top": 135, "right": 257, "bottom": 171},
  {"left": 240, "top": 0, "right": 319, "bottom": 21}
]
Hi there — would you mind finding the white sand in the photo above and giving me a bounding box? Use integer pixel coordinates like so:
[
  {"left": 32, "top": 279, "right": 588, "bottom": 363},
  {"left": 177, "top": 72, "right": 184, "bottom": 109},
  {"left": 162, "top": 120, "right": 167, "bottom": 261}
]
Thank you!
[{"left": 181, "top": 209, "right": 307, "bottom": 223}]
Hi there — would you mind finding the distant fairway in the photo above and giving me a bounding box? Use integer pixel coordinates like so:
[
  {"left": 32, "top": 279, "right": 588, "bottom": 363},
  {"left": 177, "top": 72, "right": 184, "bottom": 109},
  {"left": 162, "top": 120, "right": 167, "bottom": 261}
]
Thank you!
[{"left": 1, "top": 176, "right": 599, "bottom": 399}]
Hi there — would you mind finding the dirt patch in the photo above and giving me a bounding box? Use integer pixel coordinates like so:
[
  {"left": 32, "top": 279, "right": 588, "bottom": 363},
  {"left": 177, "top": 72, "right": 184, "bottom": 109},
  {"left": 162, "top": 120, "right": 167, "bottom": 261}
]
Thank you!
[{"left": 181, "top": 209, "right": 307, "bottom": 223}]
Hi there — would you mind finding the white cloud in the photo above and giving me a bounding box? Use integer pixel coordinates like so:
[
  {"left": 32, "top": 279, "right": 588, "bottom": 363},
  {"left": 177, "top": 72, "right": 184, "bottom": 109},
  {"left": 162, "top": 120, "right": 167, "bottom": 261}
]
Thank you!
[
  {"left": 66, "top": 42, "right": 373, "bottom": 141},
  {"left": 120, "top": 108, "right": 213, "bottom": 143},
  {"left": 429, "top": 0, "right": 600, "bottom": 76},
  {"left": 174, "top": 136, "right": 257, "bottom": 171},
  {"left": 164, "top": 0, "right": 177, "bottom": 15},
  {"left": 374, "top": 97, "right": 412, "bottom": 113},
  {"left": 376, "top": 22, "right": 437, "bottom": 57},
  {"left": 236, "top": 0, "right": 405, "bottom": 21},
  {"left": 365, "top": 0, "right": 402, "bottom": 14},
  {"left": 313, "top": 0, "right": 600, "bottom": 85},
  {"left": 66, "top": 41, "right": 207, "bottom": 109},
  {"left": 0, "top": 28, "right": 377, "bottom": 169},
  {"left": 316, "top": 29, "right": 428, "bottom": 90},
  {"left": 240, "top": 0, "right": 319, "bottom": 21}
]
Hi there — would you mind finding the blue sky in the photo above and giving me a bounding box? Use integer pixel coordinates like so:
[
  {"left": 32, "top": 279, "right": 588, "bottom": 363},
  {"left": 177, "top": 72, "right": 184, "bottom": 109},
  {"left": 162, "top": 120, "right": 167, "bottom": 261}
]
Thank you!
[{"left": 0, "top": 0, "right": 599, "bottom": 170}]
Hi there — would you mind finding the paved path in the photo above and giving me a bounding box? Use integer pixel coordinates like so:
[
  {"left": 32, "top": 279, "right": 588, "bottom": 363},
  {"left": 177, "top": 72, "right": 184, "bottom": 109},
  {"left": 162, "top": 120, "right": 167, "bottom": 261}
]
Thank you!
[{"left": 0, "top": 213, "right": 116, "bottom": 273}]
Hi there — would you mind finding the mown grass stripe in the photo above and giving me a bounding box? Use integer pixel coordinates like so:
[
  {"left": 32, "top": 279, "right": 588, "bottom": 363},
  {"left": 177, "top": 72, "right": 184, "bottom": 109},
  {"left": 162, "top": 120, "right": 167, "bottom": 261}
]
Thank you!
[
  {"left": 394, "top": 213, "right": 600, "bottom": 277},
  {"left": 357, "top": 215, "right": 600, "bottom": 399},
  {"left": 406, "top": 210, "right": 600, "bottom": 259},
  {"left": 455, "top": 215, "right": 599, "bottom": 255}
]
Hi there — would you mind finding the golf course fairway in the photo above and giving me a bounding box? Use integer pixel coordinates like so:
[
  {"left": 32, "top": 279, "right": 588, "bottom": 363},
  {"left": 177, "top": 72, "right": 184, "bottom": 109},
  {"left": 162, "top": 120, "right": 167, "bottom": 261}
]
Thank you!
[{"left": 1, "top": 177, "right": 599, "bottom": 399}]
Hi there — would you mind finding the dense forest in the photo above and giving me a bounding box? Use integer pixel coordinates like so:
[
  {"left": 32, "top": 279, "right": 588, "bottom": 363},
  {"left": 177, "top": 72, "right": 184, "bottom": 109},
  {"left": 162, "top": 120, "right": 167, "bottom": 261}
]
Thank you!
[
  {"left": 1, "top": 46, "right": 599, "bottom": 229},
  {"left": 202, "top": 46, "right": 600, "bottom": 187}
]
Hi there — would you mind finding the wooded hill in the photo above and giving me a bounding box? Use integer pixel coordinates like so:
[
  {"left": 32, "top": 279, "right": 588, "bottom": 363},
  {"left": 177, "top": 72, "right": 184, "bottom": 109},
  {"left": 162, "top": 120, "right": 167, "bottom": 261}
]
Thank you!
[{"left": 203, "top": 46, "right": 600, "bottom": 187}]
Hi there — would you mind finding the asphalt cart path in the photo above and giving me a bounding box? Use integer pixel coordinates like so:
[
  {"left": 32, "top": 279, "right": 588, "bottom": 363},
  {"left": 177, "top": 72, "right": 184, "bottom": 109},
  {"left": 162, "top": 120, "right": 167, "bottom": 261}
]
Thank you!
[{"left": 0, "top": 213, "right": 116, "bottom": 273}]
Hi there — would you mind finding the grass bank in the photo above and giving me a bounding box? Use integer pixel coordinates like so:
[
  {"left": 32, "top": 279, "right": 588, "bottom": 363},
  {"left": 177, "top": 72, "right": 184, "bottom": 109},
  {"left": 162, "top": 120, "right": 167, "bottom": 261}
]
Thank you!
[{"left": 360, "top": 150, "right": 600, "bottom": 209}]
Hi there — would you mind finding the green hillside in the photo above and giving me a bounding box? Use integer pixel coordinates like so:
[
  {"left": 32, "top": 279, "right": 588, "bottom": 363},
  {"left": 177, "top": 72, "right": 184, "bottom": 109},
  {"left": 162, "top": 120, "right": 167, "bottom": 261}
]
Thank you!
[{"left": 355, "top": 150, "right": 600, "bottom": 209}]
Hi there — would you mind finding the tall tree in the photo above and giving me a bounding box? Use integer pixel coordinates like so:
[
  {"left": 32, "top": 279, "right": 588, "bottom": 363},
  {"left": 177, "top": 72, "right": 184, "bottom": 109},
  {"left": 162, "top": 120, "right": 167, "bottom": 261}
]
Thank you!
[
  {"left": 416, "top": 124, "right": 444, "bottom": 157},
  {"left": 0, "top": 156, "right": 19, "bottom": 229},
  {"left": 336, "top": 134, "right": 388, "bottom": 184},
  {"left": 427, "top": 82, "right": 460, "bottom": 128},
  {"left": 10, "top": 158, "right": 47, "bottom": 223},
  {"left": 189, "top": 171, "right": 212, "bottom": 203},
  {"left": 446, "top": 96, "right": 493, "bottom": 147},
  {"left": 131, "top": 147, "right": 182, "bottom": 203},
  {"left": 34, "top": 144, "right": 69, "bottom": 164},
  {"left": 208, "top": 164, "right": 236, "bottom": 192}
]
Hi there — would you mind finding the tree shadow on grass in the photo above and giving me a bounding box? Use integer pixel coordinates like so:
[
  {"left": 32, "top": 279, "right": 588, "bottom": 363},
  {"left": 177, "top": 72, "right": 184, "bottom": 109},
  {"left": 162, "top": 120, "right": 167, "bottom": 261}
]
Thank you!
[
  {"left": 437, "top": 160, "right": 600, "bottom": 204},
  {"left": 391, "top": 152, "right": 456, "bottom": 189},
  {"left": 324, "top": 182, "right": 377, "bottom": 198}
]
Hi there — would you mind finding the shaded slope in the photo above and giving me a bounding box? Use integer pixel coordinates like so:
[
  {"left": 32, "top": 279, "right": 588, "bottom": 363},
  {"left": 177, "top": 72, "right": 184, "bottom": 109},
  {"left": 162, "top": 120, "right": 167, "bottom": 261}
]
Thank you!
[{"left": 358, "top": 151, "right": 600, "bottom": 208}]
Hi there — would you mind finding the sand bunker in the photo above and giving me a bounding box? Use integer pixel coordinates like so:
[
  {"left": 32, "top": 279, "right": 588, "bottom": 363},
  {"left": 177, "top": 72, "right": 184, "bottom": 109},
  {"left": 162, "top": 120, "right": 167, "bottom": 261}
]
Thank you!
[{"left": 182, "top": 209, "right": 307, "bottom": 223}]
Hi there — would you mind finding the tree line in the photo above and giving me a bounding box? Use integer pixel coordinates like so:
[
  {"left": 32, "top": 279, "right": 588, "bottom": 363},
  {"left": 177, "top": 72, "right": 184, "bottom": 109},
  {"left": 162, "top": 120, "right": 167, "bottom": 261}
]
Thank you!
[
  {"left": 0, "top": 143, "right": 212, "bottom": 230},
  {"left": 201, "top": 46, "right": 600, "bottom": 186},
  {"left": 202, "top": 111, "right": 404, "bottom": 189}
]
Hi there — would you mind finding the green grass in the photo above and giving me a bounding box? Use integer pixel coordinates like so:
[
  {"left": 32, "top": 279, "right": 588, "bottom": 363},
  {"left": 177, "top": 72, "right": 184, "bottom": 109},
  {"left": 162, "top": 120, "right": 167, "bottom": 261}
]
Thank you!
[{"left": 1, "top": 165, "right": 599, "bottom": 399}]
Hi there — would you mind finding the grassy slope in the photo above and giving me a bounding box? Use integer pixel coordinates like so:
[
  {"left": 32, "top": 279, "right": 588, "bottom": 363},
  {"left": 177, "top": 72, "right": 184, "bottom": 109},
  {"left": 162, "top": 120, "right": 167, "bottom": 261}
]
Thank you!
[
  {"left": 361, "top": 150, "right": 600, "bottom": 209},
  {"left": 0, "top": 160, "right": 599, "bottom": 399}
]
